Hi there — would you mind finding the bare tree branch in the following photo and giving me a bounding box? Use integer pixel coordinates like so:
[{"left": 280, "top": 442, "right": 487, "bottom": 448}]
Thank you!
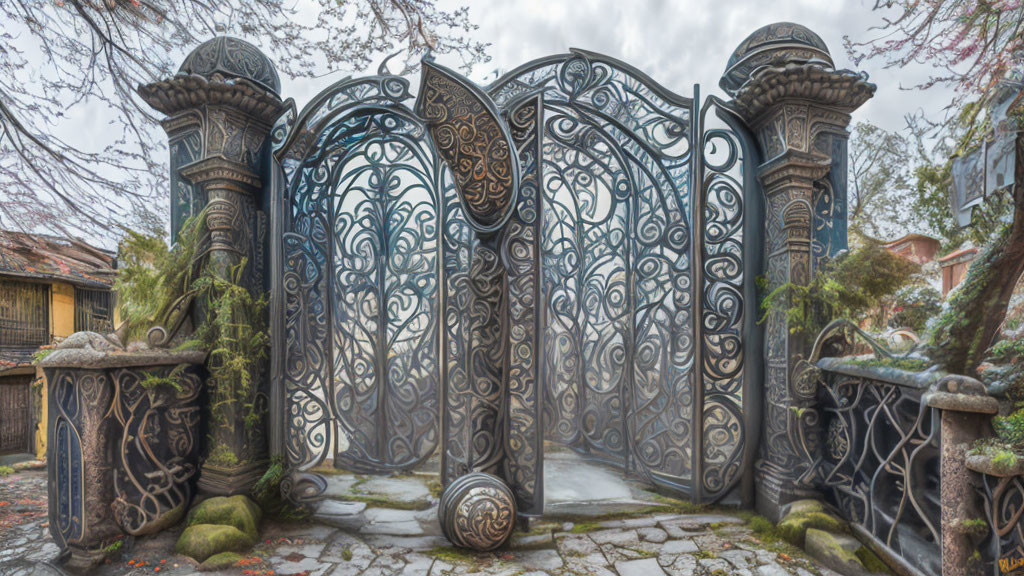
[{"left": 0, "top": 0, "right": 490, "bottom": 246}]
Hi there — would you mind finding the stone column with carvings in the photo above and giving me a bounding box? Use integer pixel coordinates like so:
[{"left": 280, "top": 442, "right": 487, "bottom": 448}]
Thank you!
[
  {"left": 139, "top": 37, "right": 284, "bottom": 495},
  {"left": 720, "top": 23, "right": 876, "bottom": 520}
]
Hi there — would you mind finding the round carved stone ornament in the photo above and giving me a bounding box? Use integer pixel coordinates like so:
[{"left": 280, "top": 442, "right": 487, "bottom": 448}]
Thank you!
[
  {"left": 438, "top": 472, "right": 517, "bottom": 551},
  {"left": 720, "top": 22, "right": 833, "bottom": 96},
  {"left": 178, "top": 36, "right": 281, "bottom": 95}
]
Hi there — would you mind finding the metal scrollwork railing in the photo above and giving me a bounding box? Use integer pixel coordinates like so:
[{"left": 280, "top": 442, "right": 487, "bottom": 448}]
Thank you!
[
  {"left": 809, "top": 320, "right": 941, "bottom": 576},
  {"left": 977, "top": 471, "right": 1024, "bottom": 574}
]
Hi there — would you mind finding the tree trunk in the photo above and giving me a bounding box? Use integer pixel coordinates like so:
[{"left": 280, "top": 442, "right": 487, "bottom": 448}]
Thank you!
[{"left": 928, "top": 131, "right": 1024, "bottom": 376}]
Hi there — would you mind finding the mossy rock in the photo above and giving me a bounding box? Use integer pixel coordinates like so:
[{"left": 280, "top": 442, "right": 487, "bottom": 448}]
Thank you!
[
  {"left": 186, "top": 495, "right": 262, "bottom": 540},
  {"left": 176, "top": 524, "right": 254, "bottom": 563},
  {"left": 777, "top": 500, "right": 847, "bottom": 546},
  {"left": 805, "top": 528, "right": 890, "bottom": 575},
  {"left": 198, "top": 551, "right": 244, "bottom": 571}
]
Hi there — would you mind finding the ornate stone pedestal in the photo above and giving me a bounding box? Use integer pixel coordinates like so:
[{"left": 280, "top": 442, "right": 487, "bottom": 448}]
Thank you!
[
  {"left": 721, "top": 22, "right": 875, "bottom": 520},
  {"left": 139, "top": 36, "right": 285, "bottom": 497}
]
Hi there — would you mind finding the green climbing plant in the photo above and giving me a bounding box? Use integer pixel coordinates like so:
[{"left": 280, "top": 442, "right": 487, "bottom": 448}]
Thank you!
[
  {"left": 116, "top": 210, "right": 269, "bottom": 465},
  {"left": 184, "top": 259, "right": 269, "bottom": 434}
]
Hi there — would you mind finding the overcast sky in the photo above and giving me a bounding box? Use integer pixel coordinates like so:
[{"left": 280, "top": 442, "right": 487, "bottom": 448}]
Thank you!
[
  {"left": 277, "top": 0, "right": 954, "bottom": 134},
  {"left": 47, "top": 0, "right": 956, "bottom": 248}
]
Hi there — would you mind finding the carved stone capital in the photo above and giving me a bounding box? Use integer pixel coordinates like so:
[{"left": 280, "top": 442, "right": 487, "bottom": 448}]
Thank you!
[
  {"left": 139, "top": 74, "right": 284, "bottom": 127},
  {"left": 730, "top": 62, "right": 875, "bottom": 124},
  {"left": 758, "top": 149, "right": 833, "bottom": 197},
  {"left": 179, "top": 156, "right": 262, "bottom": 194}
]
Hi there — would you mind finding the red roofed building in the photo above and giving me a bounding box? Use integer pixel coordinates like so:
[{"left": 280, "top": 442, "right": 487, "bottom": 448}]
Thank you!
[
  {"left": 938, "top": 247, "right": 979, "bottom": 297},
  {"left": 883, "top": 233, "right": 942, "bottom": 265}
]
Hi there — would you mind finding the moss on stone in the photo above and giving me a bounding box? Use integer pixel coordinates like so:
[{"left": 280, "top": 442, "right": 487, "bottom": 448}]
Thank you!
[
  {"left": 186, "top": 495, "right": 262, "bottom": 540},
  {"left": 855, "top": 545, "right": 892, "bottom": 574},
  {"left": 198, "top": 551, "right": 244, "bottom": 571},
  {"left": 176, "top": 524, "right": 254, "bottom": 563},
  {"left": 777, "top": 500, "right": 848, "bottom": 546}
]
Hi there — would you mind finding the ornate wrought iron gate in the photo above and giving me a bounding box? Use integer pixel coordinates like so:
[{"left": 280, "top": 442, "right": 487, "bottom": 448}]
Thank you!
[{"left": 272, "top": 50, "right": 761, "bottom": 507}]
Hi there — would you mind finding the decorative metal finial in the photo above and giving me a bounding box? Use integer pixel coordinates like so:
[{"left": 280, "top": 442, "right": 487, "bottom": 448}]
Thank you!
[{"left": 378, "top": 51, "right": 403, "bottom": 76}]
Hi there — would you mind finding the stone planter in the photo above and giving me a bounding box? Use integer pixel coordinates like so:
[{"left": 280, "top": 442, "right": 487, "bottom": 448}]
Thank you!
[{"left": 41, "top": 332, "right": 205, "bottom": 570}]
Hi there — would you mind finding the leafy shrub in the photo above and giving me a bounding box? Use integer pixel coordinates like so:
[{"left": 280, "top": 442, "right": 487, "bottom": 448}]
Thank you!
[
  {"left": 994, "top": 410, "right": 1024, "bottom": 447},
  {"left": 889, "top": 284, "right": 942, "bottom": 333},
  {"left": 761, "top": 241, "right": 919, "bottom": 337},
  {"left": 116, "top": 213, "right": 207, "bottom": 343}
]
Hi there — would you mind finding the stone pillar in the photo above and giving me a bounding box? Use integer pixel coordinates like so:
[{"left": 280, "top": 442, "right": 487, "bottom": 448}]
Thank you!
[
  {"left": 720, "top": 22, "right": 875, "bottom": 520},
  {"left": 927, "top": 375, "right": 998, "bottom": 576},
  {"left": 139, "top": 37, "right": 284, "bottom": 496}
]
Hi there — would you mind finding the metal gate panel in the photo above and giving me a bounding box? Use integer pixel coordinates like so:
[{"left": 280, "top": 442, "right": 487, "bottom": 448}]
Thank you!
[
  {"left": 273, "top": 52, "right": 760, "bottom": 506},
  {"left": 489, "top": 51, "right": 699, "bottom": 488},
  {"left": 275, "top": 75, "right": 447, "bottom": 477}
]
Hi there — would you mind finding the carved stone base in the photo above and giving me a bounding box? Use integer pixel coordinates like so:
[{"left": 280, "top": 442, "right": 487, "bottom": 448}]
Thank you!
[
  {"left": 63, "top": 546, "right": 109, "bottom": 573},
  {"left": 754, "top": 460, "right": 819, "bottom": 522},
  {"left": 198, "top": 460, "right": 267, "bottom": 496}
]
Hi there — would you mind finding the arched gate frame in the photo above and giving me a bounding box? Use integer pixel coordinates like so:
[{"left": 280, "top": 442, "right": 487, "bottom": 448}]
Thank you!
[{"left": 268, "top": 50, "right": 764, "bottom": 512}]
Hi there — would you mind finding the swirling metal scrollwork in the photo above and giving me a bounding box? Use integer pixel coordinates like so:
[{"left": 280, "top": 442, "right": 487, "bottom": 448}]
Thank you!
[
  {"left": 279, "top": 73, "right": 448, "bottom": 492},
  {"left": 500, "top": 94, "right": 545, "bottom": 515},
  {"left": 978, "top": 473, "right": 1024, "bottom": 575},
  {"left": 275, "top": 51, "right": 757, "bottom": 508},
  {"left": 485, "top": 51, "right": 753, "bottom": 502},
  {"left": 817, "top": 369, "right": 941, "bottom": 576}
]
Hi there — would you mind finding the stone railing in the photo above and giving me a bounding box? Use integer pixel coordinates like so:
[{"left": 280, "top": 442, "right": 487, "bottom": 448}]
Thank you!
[{"left": 40, "top": 332, "right": 205, "bottom": 571}]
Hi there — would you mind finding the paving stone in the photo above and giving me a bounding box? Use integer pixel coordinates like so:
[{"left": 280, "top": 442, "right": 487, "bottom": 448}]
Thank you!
[
  {"left": 364, "top": 507, "right": 421, "bottom": 523},
  {"left": 701, "top": 556, "right": 744, "bottom": 575},
  {"left": 756, "top": 564, "right": 792, "bottom": 576},
  {"left": 555, "top": 533, "right": 601, "bottom": 557},
  {"left": 588, "top": 528, "right": 639, "bottom": 546},
  {"left": 321, "top": 532, "right": 375, "bottom": 570},
  {"left": 515, "top": 549, "right": 563, "bottom": 571},
  {"left": 720, "top": 548, "right": 757, "bottom": 568},
  {"left": 400, "top": 553, "right": 435, "bottom": 575},
  {"left": 563, "top": 554, "right": 618, "bottom": 576},
  {"left": 661, "top": 523, "right": 701, "bottom": 539},
  {"left": 659, "top": 539, "right": 699, "bottom": 554},
  {"left": 661, "top": 553, "right": 698, "bottom": 576},
  {"left": 510, "top": 530, "right": 555, "bottom": 549},
  {"left": 359, "top": 520, "right": 424, "bottom": 536},
  {"left": 616, "top": 557, "right": 668, "bottom": 576},
  {"left": 599, "top": 516, "right": 659, "bottom": 529},
  {"left": 638, "top": 526, "right": 668, "bottom": 543},
  {"left": 363, "top": 534, "right": 449, "bottom": 550},
  {"left": 357, "top": 477, "right": 432, "bottom": 503},
  {"left": 361, "top": 554, "right": 408, "bottom": 575},
  {"left": 317, "top": 499, "right": 368, "bottom": 517}
]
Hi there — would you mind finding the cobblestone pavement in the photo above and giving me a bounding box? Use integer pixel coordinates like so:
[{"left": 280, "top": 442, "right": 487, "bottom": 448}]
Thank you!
[{"left": 0, "top": 467, "right": 842, "bottom": 576}]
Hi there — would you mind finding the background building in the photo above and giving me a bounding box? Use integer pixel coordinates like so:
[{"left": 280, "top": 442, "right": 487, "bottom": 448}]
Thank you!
[{"left": 0, "top": 232, "right": 116, "bottom": 460}]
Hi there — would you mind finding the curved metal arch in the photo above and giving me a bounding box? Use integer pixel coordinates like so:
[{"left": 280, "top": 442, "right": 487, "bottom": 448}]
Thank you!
[
  {"left": 273, "top": 74, "right": 415, "bottom": 165},
  {"left": 486, "top": 48, "right": 694, "bottom": 109},
  {"left": 278, "top": 89, "right": 448, "bottom": 480},
  {"left": 490, "top": 52, "right": 702, "bottom": 492}
]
